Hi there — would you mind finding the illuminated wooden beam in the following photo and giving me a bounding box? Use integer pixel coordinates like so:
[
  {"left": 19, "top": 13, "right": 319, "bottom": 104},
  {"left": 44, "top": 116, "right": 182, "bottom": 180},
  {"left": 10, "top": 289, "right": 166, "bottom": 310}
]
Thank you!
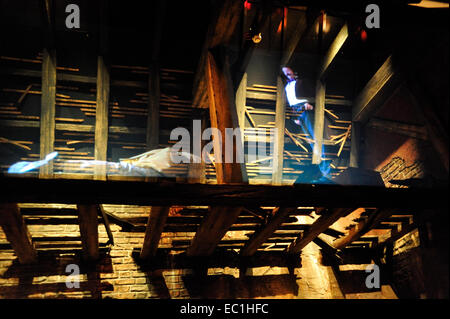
[
  {"left": 39, "top": 48, "right": 56, "bottom": 178},
  {"left": 352, "top": 55, "right": 403, "bottom": 124},
  {"left": 192, "top": 0, "right": 242, "bottom": 109},
  {"left": 312, "top": 79, "right": 325, "bottom": 164},
  {"left": 272, "top": 77, "right": 286, "bottom": 185},
  {"left": 0, "top": 203, "right": 37, "bottom": 264},
  {"left": 187, "top": 51, "right": 244, "bottom": 256},
  {"left": 140, "top": 206, "right": 170, "bottom": 259},
  {"left": 317, "top": 23, "right": 348, "bottom": 80},
  {"left": 333, "top": 208, "right": 395, "bottom": 250},
  {"left": 94, "top": 56, "right": 109, "bottom": 180},
  {"left": 280, "top": 11, "right": 310, "bottom": 66},
  {"left": 240, "top": 207, "right": 295, "bottom": 256},
  {"left": 77, "top": 204, "right": 99, "bottom": 262},
  {"left": 288, "top": 208, "right": 355, "bottom": 254}
]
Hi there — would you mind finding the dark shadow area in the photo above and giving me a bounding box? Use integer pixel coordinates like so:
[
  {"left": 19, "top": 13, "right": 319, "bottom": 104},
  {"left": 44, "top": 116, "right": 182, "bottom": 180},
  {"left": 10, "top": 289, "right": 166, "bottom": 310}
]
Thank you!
[
  {"left": 0, "top": 249, "right": 113, "bottom": 298},
  {"left": 132, "top": 248, "right": 301, "bottom": 299},
  {"left": 182, "top": 274, "right": 299, "bottom": 299}
]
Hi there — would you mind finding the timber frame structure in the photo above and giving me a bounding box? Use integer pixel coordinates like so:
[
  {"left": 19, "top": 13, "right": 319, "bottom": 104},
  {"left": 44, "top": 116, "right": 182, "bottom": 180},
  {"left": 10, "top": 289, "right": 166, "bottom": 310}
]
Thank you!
[{"left": 0, "top": 0, "right": 448, "bottom": 299}]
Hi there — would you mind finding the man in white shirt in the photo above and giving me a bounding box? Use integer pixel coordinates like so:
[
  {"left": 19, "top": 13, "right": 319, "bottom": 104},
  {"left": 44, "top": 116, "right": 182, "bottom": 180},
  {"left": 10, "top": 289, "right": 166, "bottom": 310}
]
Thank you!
[
  {"left": 282, "top": 66, "right": 315, "bottom": 144},
  {"left": 281, "top": 66, "right": 333, "bottom": 184}
]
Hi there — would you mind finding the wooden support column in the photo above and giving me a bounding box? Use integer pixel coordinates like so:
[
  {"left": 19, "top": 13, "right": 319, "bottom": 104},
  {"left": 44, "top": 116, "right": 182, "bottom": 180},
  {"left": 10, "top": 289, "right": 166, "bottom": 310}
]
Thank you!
[
  {"left": 272, "top": 76, "right": 286, "bottom": 184},
  {"left": 240, "top": 207, "right": 294, "bottom": 256},
  {"left": 39, "top": 48, "right": 56, "bottom": 178},
  {"left": 312, "top": 79, "right": 325, "bottom": 164},
  {"left": 94, "top": 56, "right": 110, "bottom": 179},
  {"left": 0, "top": 203, "right": 37, "bottom": 264},
  {"left": 140, "top": 206, "right": 170, "bottom": 259},
  {"left": 146, "top": 63, "right": 160, "bottom": 150},
  {"left": 349, "top": 121, "right": 361, "bottom": 168},
  {"left": 186, "top": 51, "right": 244, "bottom": 256},
  {"left": 288, "top": 208, "right": 355, "bottom": 254},
  {"left": 235, "top": 72, "right": 247, "bottom": 144},
  {"left": 77, "top": 204, "right": 99, "bottom": 261},
  {"left": 94, "top": 0, "right": 109, "bottom": 180}
]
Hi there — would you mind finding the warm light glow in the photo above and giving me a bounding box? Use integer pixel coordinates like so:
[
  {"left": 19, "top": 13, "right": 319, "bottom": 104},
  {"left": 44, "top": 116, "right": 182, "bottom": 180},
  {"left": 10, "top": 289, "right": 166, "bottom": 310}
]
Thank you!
[
  {"left": 252, "top": 32, "right": 262, "bottom": 43},
  {"left": 408, "top": 0, "right": 449, "bottom": 8},
  {"left": 244, "top": 0, "right": 252, "bottom": 10}
]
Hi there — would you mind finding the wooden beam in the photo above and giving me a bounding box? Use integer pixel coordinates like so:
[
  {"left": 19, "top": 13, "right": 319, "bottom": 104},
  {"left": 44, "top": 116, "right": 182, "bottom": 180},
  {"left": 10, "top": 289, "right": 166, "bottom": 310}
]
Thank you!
[
  {"left": 94, "top": 56, "right": 110, "bottom": 180},
  {"left": 352, "top": 55, "right": 403, "bottom": 124},
  {"left": 333, "top": 208, "right": 395, "bottom": 250},
  {"left": 192, "top": 0, "right": 242, "bottom": 110},
  {"left": 146, "top": 62, "right": 160, "bottom": 150},
  {"left": 405, "top": 84, "right": 449, "bottom": 172},
  {"left": 272, "top": 77, "right": 286, "bottom": 185},
  {"left": 312, "top": 79, "right": 325, "bottom": 164},
  {"left": 349, "top": 121, "right": 361, "bottom": 168},
  {"left": 77, "top": 204, "right": 99, "bottom": 261},
  {"left": 280, "top": 11, "right": 309, "bottom": 66},
  {"left": 39, "top": 48, "right": 56, "bottom": 178},
  {"left": 317, "top": 23, "right": 348, "bottom": 80},
  {"left": 140, "top": 206, "right": 170, "bottom": 259},
  {"left": 235, "top": 72, "right": 247, "bottom": 143},
  {"left": 1, "top": 177, "right": 447, "bottom": 208},
  {"left": 240, "top": 207, "right": 295, "bottom": 256},
  {"left": 0, "top": 67, "right": 148, "bottom": 88},
  {"left": 367, "top": 117, "right": 428, "bottom": 140},
  {"left": 288, "top": 208, "right": 355, "bottom": 254},
  {"left": 186, "top": 51, "right": 244, "bottom": 256},
  {"left": 0, "top": 203, "right": 37, "bottom": 264}
]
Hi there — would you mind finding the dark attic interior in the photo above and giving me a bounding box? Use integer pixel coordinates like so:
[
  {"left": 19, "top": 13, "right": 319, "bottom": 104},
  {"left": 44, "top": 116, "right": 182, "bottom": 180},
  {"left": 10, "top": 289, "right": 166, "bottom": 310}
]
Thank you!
[{"left": 0, "top": 0, "right": 448, "bottom": 302}]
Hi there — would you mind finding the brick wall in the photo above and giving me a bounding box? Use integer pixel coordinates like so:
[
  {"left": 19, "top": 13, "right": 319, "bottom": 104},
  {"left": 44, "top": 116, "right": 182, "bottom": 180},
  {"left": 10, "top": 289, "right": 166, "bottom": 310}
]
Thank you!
[{"left": 379, "top": 156, "right": 425, "bottom": 188}]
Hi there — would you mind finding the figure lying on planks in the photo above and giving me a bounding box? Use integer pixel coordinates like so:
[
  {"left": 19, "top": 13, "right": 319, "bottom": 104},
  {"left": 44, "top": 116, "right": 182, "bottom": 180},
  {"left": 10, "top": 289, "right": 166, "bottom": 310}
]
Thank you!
[{"left": 7, "top": 148, "right": 199, "bottom": 177}]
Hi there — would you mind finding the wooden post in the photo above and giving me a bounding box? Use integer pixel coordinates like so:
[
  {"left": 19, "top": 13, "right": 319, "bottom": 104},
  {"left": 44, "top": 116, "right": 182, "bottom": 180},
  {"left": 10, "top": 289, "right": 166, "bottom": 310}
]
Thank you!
[
  {"left": 146, "top": 62, "right": 160, "bottom": 150},
  {"left": 349, "top": 121, "right": 361, "bottom": 168},
  {"left": 272, "top": 76, "right": 286, "bottom": 184},
  {"left": 288, "top": 208, "right": 355, "bottom": 254},
  {"left": 312, "top": 79, "right": 325, "bottom": 164},
  {"left": 0, "top": 203, "right": 37, "bottom": 264},
  {"left": 240, "top": 207, "right": 294, "bottom": 256},
  {"left": 39, "top": 48, "right": 56, "bottom": 178},
  {"left": 94, "top": 0, "right": 109, "bottom": 179},
  {"left": 235, "top": 72, "right": 247, "bottom": 144},
  {"left": 140, "top": 206, "right": 170, "bottom": 259},
  {"left": 94, "top": 56, "right": 110, "bottom": 179},
  {"left": 77, "top": 204, "right": 99, "bottom": 261},
  {"left": 186, "top": 50, "right": 244, "bottom": 256}
]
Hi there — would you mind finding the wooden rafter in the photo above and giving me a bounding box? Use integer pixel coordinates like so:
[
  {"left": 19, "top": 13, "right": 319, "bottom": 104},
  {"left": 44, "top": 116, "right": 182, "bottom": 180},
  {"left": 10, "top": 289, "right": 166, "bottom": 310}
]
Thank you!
[
  {"left": 0, "top": 203, "right": 37, "bottom": 264},
  {"left": 317, "top": 23, "right": 349, "bottom": 80},
  {"left": 333, "top": 208, "right": 395, "bottom": 250},
  {"left": 352, "top": 55, "right": 403, "bottom": 124},
  {"left": 241, "top": 207, "right": 295, "bottom": 256},
  {"left": 288, "top": 208, "right": 356, "bottom": 254}
]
